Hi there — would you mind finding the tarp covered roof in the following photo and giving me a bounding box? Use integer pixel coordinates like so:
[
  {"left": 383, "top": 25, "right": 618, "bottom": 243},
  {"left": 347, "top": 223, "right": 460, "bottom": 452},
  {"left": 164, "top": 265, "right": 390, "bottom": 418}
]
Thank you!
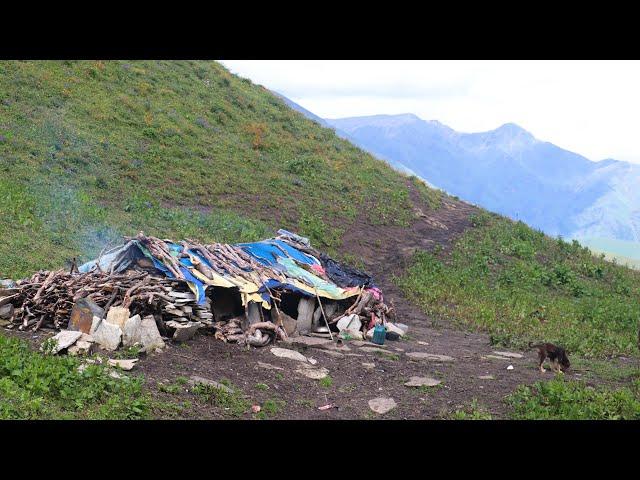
[{"left": 79, "top": 230, "right": 378, "bottom": 309}]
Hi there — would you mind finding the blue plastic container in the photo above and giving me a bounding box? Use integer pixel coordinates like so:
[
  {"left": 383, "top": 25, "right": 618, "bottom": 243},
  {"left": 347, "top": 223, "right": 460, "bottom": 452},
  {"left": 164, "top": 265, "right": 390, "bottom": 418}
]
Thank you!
[{"left": 372, "top": 324, "right": 386, "bottom": 345}]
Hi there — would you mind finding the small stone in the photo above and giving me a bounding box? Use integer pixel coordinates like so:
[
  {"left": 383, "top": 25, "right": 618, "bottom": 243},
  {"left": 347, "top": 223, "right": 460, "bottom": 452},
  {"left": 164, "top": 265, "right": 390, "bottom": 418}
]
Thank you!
[
  {"left": 188, "top": 376, "right": 234, "bottom": 394},
  {"left": 271, "top": 347, "right": 309, "bottom": 363},
  {"left": 283, "top": 336, "right": 332, "bottom": 348},
  {"left": 68, "top": 340, "right": 93, "bottom": 356},
  {"left": 368, "top": 397, "right": 397, "bottom": 415},
  {"left": 108, "top": 358, "right": 138, "bottom": 371},
  {"left": 492, "top": 351, "right": 524, "bottom": 359},
  {"left": 362, "top": 362, "right": 375, "bottom": 369},
  {"left": 318, "top": 350, "right": 345, "bottom": 358},
  {"left": 295, "top": 365, "right": 329, "bottom": 379},
  {"left": 46, "top": 330, "right": 83, "bottom": 354},
  {"left": 478, "top": 375, "right": 494, "bottom": 380},
  {"left": 92, "top": 321, "right": 122, "bottom": 351},
  {"left": 507, "top": 365, "right": 514, "bottom": 370},
  {"left": 360, "top": 346, "right": 391, "bottom": 355},
  {"left": 404, "top": 376, "right": 441, "bottom": 387},
  {"left": 256, "top": 361, "right": 284, "bottom": 371},
  {"left": 252, "top": 405, "right": 261, "bottom": 413},
  {"left": 406, "top": 352, "right": 454, "bottom": 362}
]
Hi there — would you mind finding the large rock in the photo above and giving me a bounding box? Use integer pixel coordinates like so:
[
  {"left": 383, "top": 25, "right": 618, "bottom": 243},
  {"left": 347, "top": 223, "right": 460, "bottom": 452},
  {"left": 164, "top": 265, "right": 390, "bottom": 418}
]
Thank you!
[
  {"left": 46, "top": 330, "right": 83, "bottom": 354},
  {"left": 92, "top": 321, "right": 122, "bottom": 351},
  {"left": 0, "top": 303, "right": 14, "bottom": 319},
  {"left": 69, "top": 298, "right": 104, "bottom": 334},
  {"left": 337, "top": 314, "right": 362, "bottom": 332},
  {"left": 296, "top": 297, "right": 315, "bottom": 334},
  {"left": 368, "top": 397, "right": 397, "bottom": 415},
  {"left": 137, "top": 316, "right": 165, "bottom": 352},
  {"left": 122, "top": 314, "right": 142, "bottom": 347},
  {"left": 166, "top": 320, "right": 202, "bottom": 342},
  {"left": 105, "top": 306, "right": 130, "bottom": 329},
  {"left": 275, "top": 311, "right": 299, "bottom": 337}
]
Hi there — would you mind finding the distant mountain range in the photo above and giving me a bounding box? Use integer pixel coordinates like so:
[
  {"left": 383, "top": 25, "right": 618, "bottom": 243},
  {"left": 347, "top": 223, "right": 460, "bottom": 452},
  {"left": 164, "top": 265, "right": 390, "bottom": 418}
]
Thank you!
[{"left": 279, "top": 95, "right": 640, "bottom": 260}]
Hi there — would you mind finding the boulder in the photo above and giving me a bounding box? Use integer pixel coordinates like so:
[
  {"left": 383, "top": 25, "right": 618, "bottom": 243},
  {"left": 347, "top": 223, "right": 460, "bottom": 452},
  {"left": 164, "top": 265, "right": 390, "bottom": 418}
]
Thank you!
[
  {"left": 46, "top": 330, "right": 83, "bottom": 354},
  {"left": 105, "top": 306, "right": 130, "bottom": 329},
  {"left": 0, "top": 304, "right": 14, "bottom": 319},
  {"left": 68, "top": 298, "right": 104, "bottom": 334},
  {"left": 278, "top": 311, "right": 298, "bottom": 336},
  {"left": 122, "top": 314, "right": 142, "bottom": 347},
  {"left": 166, "top": 320, "right": 202, "bottom": 342},
  {"left": 337, "top": 314, "right": 362, "bottom": 332},
  {"left": 92, "top": 321, "right": 122, "bottom": 351},
  {"left": 296, "top": 297, "right": 315, "bottom": 334},
  {"left": 137, "top": 316, "right": 165, "bottom": 352}
]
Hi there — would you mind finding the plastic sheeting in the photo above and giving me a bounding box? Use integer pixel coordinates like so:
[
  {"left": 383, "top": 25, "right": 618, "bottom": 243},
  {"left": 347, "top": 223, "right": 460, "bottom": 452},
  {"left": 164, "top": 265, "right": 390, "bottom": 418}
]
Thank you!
[{"left": 78, "top": 234, "right": 372, "bottom": 309}]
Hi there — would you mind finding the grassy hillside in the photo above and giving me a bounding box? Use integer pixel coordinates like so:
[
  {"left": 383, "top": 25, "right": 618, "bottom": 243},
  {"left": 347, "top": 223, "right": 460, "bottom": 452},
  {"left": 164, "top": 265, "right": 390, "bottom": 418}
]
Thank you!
[
  {"left": 1, "top": 60, "right": 638, "bottom": 362},
  {"left": 398, "top": 211, "right": 640, "bottom": 357},
  {"left": 0, "top": 60, "right": 418, "bottom": 278}
]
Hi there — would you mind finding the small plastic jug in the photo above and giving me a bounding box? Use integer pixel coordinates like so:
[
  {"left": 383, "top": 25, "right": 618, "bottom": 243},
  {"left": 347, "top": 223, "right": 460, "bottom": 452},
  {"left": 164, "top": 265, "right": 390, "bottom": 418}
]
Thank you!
[{"left": 372, "top": 323, "right": 386, "bottom": 345}]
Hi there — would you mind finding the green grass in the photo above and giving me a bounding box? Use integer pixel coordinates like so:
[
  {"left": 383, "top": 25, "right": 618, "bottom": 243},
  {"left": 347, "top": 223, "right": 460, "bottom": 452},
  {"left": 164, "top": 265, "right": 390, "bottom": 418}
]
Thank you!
[
  {"left": 255, "top": 398, "right": 286, "bottom": 419},
  {"left": 448, "top": 399, "right": 493, "bottom": 420},
  {"left": 319, "top": 376, "right": 333, "bottom": 388},
  {"left": 191, "top": 379, "right": 250, "bottom": 418},
  {"left": 0, "top": 60, "right": 416, "bottom": 279},
  {"left": 507, "top": 378, "right": 640, "bottom": 420},
  {"left": 0, "top": 334, "right": 150, "bottom": 419},
  {"left": 397, "top": 212, "right": 640, "bottom": 358}
]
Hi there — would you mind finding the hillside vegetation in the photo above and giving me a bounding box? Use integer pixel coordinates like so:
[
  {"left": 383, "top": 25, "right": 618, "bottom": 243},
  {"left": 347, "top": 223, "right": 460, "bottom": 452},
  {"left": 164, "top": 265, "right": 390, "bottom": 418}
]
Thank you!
[
  {"left": 398, "top": 211, "right": 640, "bottom": 358},
  {"left": 1, "top": 61, "right": 638, "bottom": 364},
  {"left": 0, "top": 60, "right": 415, "bottom": 278}
]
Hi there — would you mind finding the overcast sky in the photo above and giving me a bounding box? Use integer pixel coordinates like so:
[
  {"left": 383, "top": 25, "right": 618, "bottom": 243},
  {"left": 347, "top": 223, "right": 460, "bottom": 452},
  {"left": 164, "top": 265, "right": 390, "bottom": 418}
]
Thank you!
[{"left": 220, "top": 60, "right": 640, "bottom": 164}]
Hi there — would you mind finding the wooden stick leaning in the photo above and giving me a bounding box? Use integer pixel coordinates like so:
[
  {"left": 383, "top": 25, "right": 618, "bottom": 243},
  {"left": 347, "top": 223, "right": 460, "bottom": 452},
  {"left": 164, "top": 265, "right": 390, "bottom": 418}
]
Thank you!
[{"left": 314, "top": 288, "right": 334, "bottom": 342}]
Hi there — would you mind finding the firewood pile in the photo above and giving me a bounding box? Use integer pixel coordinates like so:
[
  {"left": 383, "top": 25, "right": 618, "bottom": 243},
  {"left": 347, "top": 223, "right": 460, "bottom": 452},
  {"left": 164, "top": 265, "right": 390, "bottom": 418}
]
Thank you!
[{"left": 0, "top": 268, "right": 211, "bottom": 333}]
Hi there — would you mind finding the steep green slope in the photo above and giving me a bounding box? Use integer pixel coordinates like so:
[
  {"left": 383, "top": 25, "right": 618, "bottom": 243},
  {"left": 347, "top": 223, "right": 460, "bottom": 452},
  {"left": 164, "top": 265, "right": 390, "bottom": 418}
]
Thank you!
[
  {"left": 0, "top": 60, "right": 414, "bottom": 278},
  {"left": 398, "top": 211, "right": 640, "bottom": 357}
]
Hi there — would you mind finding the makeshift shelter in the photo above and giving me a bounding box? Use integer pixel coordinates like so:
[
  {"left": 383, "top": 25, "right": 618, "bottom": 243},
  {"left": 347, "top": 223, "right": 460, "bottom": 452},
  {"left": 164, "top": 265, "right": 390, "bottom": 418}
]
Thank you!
[{"left": 2, "top": 230, "right": 393, "bottom": 349}]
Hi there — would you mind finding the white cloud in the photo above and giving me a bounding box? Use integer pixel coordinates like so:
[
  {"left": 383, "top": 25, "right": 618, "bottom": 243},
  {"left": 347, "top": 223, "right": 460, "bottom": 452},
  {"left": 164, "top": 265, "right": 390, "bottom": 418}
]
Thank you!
[{"left": 220, "top": 60, "right": 640, "bottom": 164}]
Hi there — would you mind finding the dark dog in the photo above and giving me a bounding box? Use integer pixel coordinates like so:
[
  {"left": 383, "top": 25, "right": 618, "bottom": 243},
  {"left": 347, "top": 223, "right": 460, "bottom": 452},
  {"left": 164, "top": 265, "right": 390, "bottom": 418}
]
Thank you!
[{"left": 528, "top": 342, "right": 570, "bottom": 373}]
